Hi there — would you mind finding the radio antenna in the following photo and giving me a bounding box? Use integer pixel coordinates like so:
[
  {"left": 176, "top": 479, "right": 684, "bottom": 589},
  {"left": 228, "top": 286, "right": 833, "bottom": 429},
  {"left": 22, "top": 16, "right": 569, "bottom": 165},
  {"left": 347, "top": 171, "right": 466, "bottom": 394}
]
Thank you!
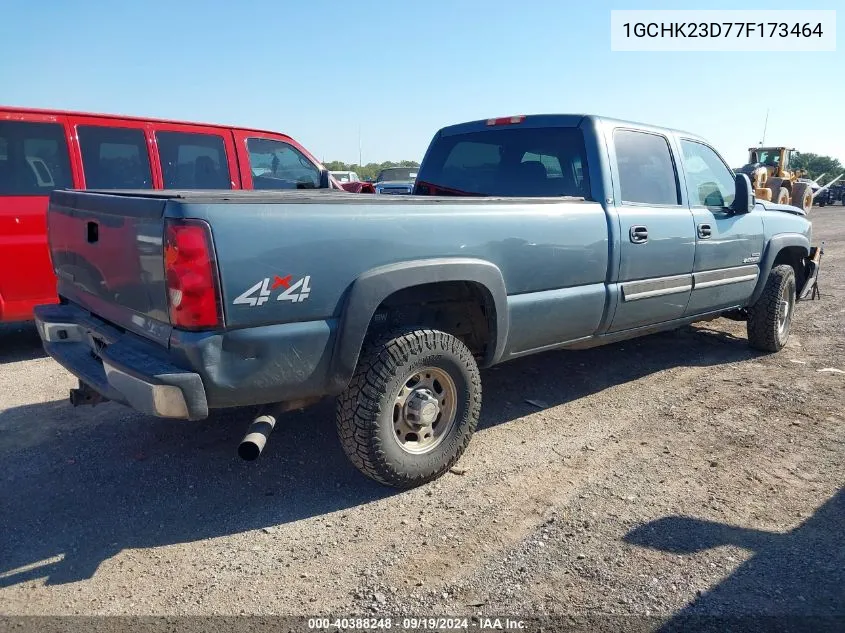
[{"left": 760, "top": 109, "right": 770, "bottom": 146}]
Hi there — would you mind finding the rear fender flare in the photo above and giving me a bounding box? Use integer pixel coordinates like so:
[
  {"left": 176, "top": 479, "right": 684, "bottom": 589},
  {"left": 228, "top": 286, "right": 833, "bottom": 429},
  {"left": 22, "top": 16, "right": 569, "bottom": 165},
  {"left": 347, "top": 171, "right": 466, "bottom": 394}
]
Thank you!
[
  {"left": 747, "top": 233, "right": 810, "bottom": 306},
  {"left": 327, "top": 258, "right": 509, "bottom": 394}
]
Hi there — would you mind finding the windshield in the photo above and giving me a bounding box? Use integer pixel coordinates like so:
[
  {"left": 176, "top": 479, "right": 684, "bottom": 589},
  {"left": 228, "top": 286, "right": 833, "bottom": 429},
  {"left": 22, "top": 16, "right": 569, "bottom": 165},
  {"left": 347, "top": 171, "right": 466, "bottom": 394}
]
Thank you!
[
  {"left": 376, "top": 167, "right": 418, "bottom": 182},
  {"left": 415, "top": 127, "right": 590, "bottom": 197}
]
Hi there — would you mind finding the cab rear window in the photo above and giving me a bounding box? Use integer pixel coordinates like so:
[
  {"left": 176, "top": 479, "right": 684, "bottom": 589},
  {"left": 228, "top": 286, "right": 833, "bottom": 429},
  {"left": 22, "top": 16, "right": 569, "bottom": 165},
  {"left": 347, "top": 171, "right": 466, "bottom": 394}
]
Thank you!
[{"left": 416, "top": 127, "right": 590, "bottom": 198}]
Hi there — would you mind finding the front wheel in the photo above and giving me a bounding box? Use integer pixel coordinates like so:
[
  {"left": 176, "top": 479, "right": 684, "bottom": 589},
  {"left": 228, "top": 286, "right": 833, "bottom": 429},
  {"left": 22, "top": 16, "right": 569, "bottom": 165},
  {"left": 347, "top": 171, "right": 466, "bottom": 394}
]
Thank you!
[
  {"left": 336, "top": 329, "right": 482, "bottom": 488},
  {"left": 747, "top": 264, "right": 796, "bottom": 352}
]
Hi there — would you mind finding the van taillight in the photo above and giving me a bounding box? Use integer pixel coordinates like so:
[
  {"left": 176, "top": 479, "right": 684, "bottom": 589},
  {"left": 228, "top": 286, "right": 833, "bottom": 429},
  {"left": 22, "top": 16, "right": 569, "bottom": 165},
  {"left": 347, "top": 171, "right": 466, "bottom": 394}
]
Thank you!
[{"left": 164, "top": 219, "right": 222, "bottom": 329}]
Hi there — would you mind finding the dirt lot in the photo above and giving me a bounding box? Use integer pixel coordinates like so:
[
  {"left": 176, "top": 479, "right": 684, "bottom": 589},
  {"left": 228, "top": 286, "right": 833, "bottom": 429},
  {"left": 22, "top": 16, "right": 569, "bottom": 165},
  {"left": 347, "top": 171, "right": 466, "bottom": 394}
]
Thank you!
[{"left": 1, "top": 207, "right": 843, "bottom": 629}]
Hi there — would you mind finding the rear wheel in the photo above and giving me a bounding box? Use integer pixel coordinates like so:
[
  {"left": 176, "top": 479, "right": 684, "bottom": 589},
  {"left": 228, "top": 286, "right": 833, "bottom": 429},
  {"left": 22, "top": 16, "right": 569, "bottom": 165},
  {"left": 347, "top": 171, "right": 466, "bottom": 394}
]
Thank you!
[
  {"left": 336, "top": 328, "right": 481, "bottom": 488},
  {"left": 747, "top": 265, "right": 796, "bottom": 352},
  {"left": 791, "top": 181, "right": 813, "bottom": 213}
]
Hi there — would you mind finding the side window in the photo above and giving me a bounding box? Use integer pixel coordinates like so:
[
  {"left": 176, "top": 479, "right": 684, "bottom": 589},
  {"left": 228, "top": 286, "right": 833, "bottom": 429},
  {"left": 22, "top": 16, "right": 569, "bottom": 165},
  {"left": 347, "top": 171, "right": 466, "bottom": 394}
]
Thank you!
[
  {"left": 614, "top": 130, "right": 680, "bottom": 205},
  {"left": 0, "top": 121, "right": 73, "bottom": 195},
  {"left": 156, "top": 131, "right": 231, "bottom": 189},
  {"left": 77, "top": 126, "right": 152, "bottom": 189},
  {"left": 246, "top": 138, "right": 320, "bottom": 189},
  {"left": 680, "top": 140, "right": 736, "bottom": 208}
]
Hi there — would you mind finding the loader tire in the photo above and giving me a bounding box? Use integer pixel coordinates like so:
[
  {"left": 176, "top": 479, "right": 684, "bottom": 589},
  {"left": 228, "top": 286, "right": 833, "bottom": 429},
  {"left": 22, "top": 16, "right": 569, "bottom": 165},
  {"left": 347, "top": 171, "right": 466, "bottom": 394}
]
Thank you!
[
  {"left": 765, "top": 177, "right": 784, "bottom": 204},
  {"left": 336, "top": 328, "right": 481, "bottom": 488},
  {"left": 747, "top": 264, "right": 796, "bottom": 353},
  {"left": 791, "top": 181, "right": 813, "bottom": 213}
]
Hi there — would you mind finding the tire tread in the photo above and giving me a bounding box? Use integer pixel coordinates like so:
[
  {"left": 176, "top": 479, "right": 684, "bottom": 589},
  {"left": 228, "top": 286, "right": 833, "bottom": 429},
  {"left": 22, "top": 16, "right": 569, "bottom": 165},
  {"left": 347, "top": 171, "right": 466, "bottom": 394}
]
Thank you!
[
  {"left": 747, "top": 264, "right": 795, "bottom": 352},
  {"left": 335, "top": 328, "right": 481, "bottom": 488}
]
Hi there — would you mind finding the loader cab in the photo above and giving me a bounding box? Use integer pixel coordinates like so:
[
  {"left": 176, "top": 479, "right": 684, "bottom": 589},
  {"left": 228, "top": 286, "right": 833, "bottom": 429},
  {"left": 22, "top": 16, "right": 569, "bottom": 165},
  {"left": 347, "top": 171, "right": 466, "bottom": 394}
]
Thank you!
[{"left": 748, "top": 147, "right": 795, "bottom": 179}]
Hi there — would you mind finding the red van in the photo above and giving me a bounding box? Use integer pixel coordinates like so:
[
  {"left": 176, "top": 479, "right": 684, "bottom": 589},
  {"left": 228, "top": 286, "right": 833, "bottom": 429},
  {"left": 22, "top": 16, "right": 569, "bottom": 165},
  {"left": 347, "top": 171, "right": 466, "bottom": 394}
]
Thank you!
[{"left": 0, "top": 106, "right": 344, "bottom": 323}]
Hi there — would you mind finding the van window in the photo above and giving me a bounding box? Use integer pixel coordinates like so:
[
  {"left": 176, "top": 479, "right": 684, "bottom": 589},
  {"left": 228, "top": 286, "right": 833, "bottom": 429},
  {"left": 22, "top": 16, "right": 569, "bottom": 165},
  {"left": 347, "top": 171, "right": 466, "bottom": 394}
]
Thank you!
[
  {"left": 78, "top": 126, "right": 152, "bottom": 189},
  {"left": 246, "top": 138, "right": 321, "bottom": 189},
  {"left": 156, "top": 131, "right": 231, "bottom": 189},
  {"left": 614, "top": 130, "right": 680, "bottom": 206},
  {"left": 415, "top": 127, "right": 590, "bottom": 197},
  {"left": 681, "top": 140, "right": 735, "bottom": 208},
  {"left": 0, "top": 121, "right": 73, "bottom": 195}
]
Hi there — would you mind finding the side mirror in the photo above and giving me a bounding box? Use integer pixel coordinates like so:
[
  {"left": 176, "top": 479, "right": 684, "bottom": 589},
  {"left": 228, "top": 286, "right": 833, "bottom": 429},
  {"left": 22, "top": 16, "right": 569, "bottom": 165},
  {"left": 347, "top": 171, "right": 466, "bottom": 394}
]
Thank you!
[
  {"left": 731, "top": 173, "right": 754, "bottom": 214},
  {"left": 319, "top": 169, "right": 331, "bottom": 189}
]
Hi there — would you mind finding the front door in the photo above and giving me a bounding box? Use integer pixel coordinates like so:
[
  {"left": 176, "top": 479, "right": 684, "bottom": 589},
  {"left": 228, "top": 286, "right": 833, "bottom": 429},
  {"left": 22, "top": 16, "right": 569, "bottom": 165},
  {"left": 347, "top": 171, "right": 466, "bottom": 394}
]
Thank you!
[
  {"left": 608, "top": 129, "right": 696, "bottom": 332},
  {"left": 678, "top": 139, "right": 764, "bottom": 316}
]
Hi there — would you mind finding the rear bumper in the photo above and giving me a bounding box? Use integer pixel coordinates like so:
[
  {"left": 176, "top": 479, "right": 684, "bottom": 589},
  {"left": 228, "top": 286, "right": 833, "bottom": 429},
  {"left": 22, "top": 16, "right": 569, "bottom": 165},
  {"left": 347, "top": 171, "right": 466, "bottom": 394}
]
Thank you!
[{"left": 34, "top": 303, "right": 208, "bottom": 420}]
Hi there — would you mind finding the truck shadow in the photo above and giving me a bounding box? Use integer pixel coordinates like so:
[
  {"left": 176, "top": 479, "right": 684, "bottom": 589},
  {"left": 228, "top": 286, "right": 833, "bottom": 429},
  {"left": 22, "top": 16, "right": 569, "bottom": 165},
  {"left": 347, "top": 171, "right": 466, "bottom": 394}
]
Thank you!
[
  {"left": 0, "top": 322, "right": 46, "bottom": 363},
  {"left": 623, "top": 488, "right": 845, "bottom": 630},
  {"left": 477, "top": 323, "right": 756, "bottom": 430},
  {"left": 0, "top": 323, "right": 760, "bottom": 588}
]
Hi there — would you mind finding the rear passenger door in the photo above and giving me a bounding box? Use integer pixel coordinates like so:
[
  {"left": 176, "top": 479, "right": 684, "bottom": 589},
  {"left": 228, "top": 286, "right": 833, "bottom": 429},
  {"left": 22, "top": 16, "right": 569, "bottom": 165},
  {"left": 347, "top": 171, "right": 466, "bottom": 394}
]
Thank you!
[
  {"left": 607, "top": 129, "right": 696, "bottom": 332},
  {"left": 679, "top": 139, "right": 764, "bottom": 316},
  {"left": 150, "top": 124, "right": 239, "bottom": 190}
]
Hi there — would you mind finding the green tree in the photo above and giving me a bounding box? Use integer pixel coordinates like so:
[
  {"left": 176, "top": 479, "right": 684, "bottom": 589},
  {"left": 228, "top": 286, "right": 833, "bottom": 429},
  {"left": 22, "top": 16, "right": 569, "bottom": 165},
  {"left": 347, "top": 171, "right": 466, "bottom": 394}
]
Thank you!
[{"left": 791, "top": 152, "right": 843, "bottom": 181}]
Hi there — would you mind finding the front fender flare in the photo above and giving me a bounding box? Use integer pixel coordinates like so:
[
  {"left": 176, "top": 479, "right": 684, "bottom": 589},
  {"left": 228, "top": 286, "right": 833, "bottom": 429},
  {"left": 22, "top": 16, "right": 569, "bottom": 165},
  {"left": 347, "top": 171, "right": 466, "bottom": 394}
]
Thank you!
[
  {"left": 747, "top": 233, "right": 810, "bottom": 306},
  {"left": 327, "top": 258, "right": 509, "bottom": 394}
]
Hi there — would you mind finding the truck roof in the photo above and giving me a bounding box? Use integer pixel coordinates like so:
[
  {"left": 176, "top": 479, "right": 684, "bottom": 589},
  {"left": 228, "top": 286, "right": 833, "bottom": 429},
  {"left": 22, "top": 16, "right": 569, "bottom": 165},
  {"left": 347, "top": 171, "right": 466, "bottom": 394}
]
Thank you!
[
  {"left": 0, "top": 105, "right": 293, "bottom": 139},
  {"left": 437, "top": 113, "right": 704, "bottom": 142}
]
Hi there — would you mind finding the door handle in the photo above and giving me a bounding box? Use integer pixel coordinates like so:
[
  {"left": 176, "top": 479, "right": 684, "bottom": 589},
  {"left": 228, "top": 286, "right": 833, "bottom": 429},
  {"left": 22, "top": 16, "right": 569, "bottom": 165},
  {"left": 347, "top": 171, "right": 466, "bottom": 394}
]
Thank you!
[
  {"left": 629, "top": 225, "right": 648, "bottom": 244},
  {"left": 698, "top": 223, "right": 712, "bottom": 239}
]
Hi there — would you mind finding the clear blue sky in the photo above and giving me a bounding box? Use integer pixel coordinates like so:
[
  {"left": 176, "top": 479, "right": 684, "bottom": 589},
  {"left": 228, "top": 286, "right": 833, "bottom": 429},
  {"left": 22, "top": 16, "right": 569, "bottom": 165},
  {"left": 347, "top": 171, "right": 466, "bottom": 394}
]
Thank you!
[{"left": 1, "top": 0, "right": 841, "bottom": 167}]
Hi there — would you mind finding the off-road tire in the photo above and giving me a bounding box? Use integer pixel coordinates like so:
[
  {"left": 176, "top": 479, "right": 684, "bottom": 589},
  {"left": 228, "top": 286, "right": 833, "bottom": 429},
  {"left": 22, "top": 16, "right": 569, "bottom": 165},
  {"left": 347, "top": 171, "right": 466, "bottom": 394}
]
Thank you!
[
  {"left": 336, "top": 328, "right": 482, "bottom": 488},
  {"left": 747, "top": 264, "right": 796, "bottom": 352},
  {"left": 791, "top": 181, "right": 813, "bottom": 213}
]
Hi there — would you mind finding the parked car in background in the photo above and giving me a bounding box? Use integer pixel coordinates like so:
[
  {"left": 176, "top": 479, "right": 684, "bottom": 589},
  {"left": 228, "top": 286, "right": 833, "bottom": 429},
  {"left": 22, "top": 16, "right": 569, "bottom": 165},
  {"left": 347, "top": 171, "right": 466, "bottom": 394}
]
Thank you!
[
  {"left": 374, "top": 166, "right": 418, "bottom": 194},
  {"left": 814, "top": 184, "right": 834, "bottom": 207},
  {"left": 0, "top": 106, "right": 348, "bottom": 324},
  {"left": 330, "top": 170, "right": 360, "bottom": 183}
]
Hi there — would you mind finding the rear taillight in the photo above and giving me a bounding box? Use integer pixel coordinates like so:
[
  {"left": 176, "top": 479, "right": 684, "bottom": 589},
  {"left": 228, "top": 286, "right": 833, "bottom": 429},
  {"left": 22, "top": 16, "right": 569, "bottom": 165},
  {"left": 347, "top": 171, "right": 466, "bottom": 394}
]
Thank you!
[
  {"left": 164, "top": 219, "right": 222, "bottom": 329},
  {"left": 486, "top": 115, "right": 526, "bottom": 126}
]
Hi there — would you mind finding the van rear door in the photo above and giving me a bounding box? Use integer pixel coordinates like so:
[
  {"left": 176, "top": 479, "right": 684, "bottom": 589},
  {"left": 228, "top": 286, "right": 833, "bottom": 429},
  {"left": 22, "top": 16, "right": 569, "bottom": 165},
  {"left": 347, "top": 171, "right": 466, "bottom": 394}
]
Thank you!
[{"left": 0, "top": 111, "right": 77, "bottom": 321}]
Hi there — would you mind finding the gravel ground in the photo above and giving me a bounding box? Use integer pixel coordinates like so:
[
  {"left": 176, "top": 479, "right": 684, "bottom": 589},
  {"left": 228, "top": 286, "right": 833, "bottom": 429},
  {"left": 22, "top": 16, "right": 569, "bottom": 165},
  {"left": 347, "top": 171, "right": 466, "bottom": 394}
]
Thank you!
[{"left": 0, "top": 207, "right": 842, "bottom": 629}]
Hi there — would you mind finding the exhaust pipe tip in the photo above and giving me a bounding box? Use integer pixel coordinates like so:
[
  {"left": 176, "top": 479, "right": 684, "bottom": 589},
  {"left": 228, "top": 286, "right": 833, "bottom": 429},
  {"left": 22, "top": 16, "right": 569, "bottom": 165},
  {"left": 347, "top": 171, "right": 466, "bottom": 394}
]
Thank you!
[
  {"left": 238, "top": 414, "right": 277, "bottom": 461},
  {"left": 238, "top": 436, "right": 264, "bottom": 461}
]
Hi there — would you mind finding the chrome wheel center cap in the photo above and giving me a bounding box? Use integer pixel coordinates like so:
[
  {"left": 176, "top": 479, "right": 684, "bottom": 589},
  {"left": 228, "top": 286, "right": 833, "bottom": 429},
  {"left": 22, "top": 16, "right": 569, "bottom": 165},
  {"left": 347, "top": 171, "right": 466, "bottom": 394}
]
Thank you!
[{"left": 405, "top": 390, "right": 440, "bottom": 427}]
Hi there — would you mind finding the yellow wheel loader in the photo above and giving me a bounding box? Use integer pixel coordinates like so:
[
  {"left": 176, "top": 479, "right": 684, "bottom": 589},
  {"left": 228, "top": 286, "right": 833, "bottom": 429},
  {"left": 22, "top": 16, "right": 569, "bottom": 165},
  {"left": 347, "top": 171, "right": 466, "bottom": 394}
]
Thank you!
[{"left": 736, "top": 147, "right": 814, "bottom": 213}]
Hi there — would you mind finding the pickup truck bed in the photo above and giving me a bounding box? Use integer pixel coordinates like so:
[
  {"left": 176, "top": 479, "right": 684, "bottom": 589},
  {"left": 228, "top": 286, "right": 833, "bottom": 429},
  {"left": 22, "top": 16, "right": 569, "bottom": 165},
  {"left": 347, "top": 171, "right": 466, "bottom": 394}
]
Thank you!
[{"left": 35, "top": 114, "right": 820, "bottom": 488}]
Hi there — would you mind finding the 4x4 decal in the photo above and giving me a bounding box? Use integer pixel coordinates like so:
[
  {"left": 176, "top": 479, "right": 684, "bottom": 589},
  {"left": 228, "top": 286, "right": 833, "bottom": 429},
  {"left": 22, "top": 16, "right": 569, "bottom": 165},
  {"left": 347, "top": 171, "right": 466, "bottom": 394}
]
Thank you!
[{"left": 234, "top": 274, "right": 311, "bottom": 306}]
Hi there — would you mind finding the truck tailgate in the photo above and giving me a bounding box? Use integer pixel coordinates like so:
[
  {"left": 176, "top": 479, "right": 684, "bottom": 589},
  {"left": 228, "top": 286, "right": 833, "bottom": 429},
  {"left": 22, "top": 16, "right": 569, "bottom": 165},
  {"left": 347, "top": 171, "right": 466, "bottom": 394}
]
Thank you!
[{"left": 47, "top": 190, "right": 172, "bottom": 346}]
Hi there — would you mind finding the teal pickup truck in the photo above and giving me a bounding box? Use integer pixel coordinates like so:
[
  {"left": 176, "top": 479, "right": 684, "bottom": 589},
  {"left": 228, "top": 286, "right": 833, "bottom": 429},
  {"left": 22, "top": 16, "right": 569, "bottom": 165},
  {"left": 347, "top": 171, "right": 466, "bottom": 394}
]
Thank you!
[{"left": 34, "top": 114, "right": 821, "bottom": 488}]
